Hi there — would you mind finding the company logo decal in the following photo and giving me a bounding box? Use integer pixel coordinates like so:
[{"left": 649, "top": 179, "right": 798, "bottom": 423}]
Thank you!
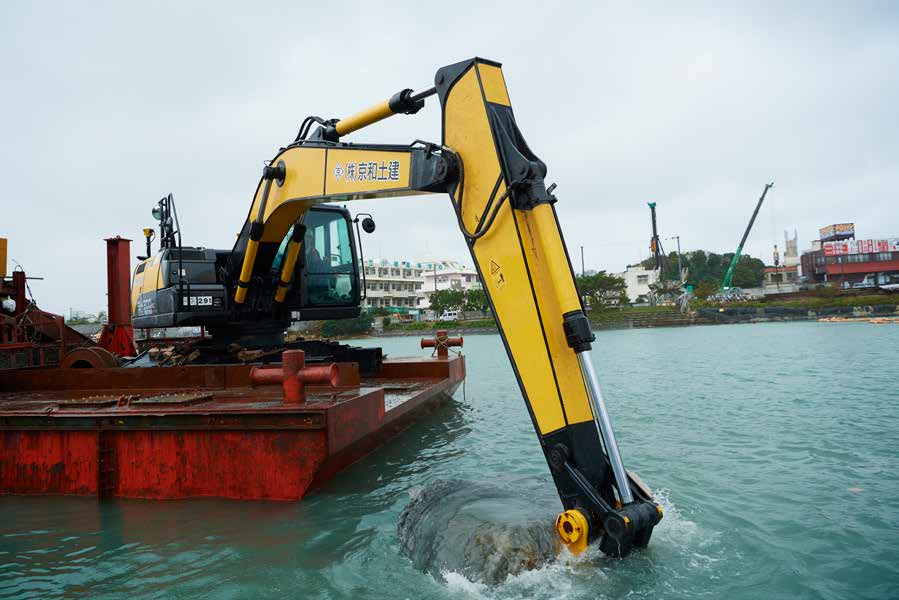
[{"left": 333, "top": 160, "right": 401, "bottom": 183}]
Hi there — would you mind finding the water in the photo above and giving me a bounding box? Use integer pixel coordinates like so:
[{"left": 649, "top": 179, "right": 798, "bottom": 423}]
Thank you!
[{"left": 2, "top": 321, "right": 898, "bottom": 599}]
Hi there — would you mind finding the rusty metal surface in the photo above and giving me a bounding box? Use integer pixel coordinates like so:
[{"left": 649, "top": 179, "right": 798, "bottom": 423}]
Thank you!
[
  {"left": 1, "top": 269, "right": 95, "bottom": 370},
  {"left": 60, "top": 346, "right": 120, "bottom": 369},
  {"left": 130, "top": 392, "right": 214, "bottom": 407},
  {"left": 0, "top": 354, "right": 465, "bottom": 501}
]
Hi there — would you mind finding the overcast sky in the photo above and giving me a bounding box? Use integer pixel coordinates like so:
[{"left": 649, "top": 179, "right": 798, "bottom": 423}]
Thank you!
[{"left": 3, "top": 2, "right": 897, "bottom": 316}]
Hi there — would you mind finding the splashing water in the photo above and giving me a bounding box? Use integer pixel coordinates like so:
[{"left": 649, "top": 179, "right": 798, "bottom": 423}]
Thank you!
[
  {"left": 397, "top": 479, "right": 560, "bottom": 585},
  {"left": 426, "top": 484, "right": 712, "bottom": 600}
]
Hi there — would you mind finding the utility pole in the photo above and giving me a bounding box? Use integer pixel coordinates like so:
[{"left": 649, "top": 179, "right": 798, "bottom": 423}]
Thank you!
[
  {"left": 668, "top": 235, "right": 683, "bottom": 283},
  {"left": 578, "top": 245, "right": 587, "bottom": 309},
  {"left": 773, "top": 244, "right": 780, "bottom": 291}
]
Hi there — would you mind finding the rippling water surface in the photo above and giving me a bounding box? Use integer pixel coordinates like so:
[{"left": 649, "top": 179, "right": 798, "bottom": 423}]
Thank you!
[{"left": 2, "top": 321, "right": 898, "bottom": 599}]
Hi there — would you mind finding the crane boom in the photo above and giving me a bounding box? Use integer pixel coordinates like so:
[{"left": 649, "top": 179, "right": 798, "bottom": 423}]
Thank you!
[{"left": 722, "top": 182, "right": 774, "bottom": 289}]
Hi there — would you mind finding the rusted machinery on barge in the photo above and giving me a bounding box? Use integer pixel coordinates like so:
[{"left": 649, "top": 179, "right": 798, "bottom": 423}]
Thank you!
[
  {"left": 0, "top": 238, "right": 97, "bottom": 370},
  {"left": 1, "top": 58, "right": 663, "bottom": 558}
]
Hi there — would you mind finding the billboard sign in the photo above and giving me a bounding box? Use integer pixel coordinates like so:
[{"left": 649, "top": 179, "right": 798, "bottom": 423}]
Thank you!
[
  {"left": 823, "top": 241, "right": 849, "bottom": 256},
  {"left": 823, "top": 238, "right": 899, "bottom": 256},
  {"left": 819, "top": 223, "right": 855, "bottom": 241}
]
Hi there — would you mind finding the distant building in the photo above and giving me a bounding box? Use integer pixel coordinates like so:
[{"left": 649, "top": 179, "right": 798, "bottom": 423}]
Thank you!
[
  {"left": 421, "top": 261, "right": 481, "bottom": 292},
  {"left": 763, "top": 265, "right": 800, "bottom": 288},
  {"left": 361, "top": 259, "right": 426, "bottom": 318},
  {"left": 800, "top": 224, "right": 899, "bottom": 288},
  {"left": 360, "top": 258, "right": 482, "bottom": 320},
  {"left": 764, "top": 230, "right": 802, "bottom": 293},
  {"left": 421, "top": 260, "right": 482, "bottom": 309},
  {"left": 614, "top": 265, "right": 660, "bottom": 304},
  {"left": 783, "top": 229, "right": 800, "bottom": 268}
]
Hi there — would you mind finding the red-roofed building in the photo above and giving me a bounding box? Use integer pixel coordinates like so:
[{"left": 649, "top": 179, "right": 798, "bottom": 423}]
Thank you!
[{"left": 801, "top": 229, "right": 899, "bottom": 288}]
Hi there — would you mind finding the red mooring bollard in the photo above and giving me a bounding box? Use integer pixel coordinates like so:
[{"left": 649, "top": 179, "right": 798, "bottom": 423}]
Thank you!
[
  {"left": 420, "top": 329, "right": 463, "bottom": 358},
  {"left": 250, "top": 350, "right": 340, "bottom": 404}
]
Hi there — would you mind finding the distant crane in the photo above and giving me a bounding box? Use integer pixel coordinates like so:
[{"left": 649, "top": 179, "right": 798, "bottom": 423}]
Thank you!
[
  {"left": 721, "top": 182, "right": 774, "bottom": 292},
  {"left": 647, "top": 202, "right": 682, "bottom": 306},
  {"left": 647, "top": 202, "right": 665, "bottom": 271}
]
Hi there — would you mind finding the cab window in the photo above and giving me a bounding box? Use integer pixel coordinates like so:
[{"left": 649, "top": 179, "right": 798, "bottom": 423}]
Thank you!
[{"left": 303, "top": 210, "right": 355, "bottom": 305}]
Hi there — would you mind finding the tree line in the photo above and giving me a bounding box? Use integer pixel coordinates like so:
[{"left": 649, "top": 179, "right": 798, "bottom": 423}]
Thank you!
[
  {"left": 427, "top": 288, "right": 490, "bottom": 317},
  {"left": 641, "top": 250, "right": 765, "bottom": 298},
  {"left": 67, "top": 310, "right": 107, "bottom": 325},
  {"left": 426, "top": 250, "right": 767, "bottom": 313}
]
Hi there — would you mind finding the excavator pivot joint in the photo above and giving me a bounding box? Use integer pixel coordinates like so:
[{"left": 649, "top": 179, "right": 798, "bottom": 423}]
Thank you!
[
  {"left": 599, "top": 500, "right": 664, "bottom": 558},
  {"left": 262, "top": 160, "right": 286, "bottom": 186},
  {"left": 547, "top": 443, "right": 570, "bottom": 472},
  {"left": 388, "top": 88, "right": 425, "bottom": 115}
]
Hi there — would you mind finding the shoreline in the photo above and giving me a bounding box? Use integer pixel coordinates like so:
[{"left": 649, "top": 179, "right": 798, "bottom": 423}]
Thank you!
[{"left": 348, "top": 302, "right": 899, "bottom": 338}]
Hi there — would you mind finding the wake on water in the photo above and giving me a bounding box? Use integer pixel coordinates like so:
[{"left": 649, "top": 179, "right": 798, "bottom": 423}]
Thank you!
[{"left": 398, "top": 480, "right": 702, "bottom": 598}]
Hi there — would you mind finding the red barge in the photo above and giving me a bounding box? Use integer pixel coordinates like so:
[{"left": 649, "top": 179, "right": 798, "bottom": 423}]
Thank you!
[{"left": 0, "top": 346, "right": 464, "bottom": 501}]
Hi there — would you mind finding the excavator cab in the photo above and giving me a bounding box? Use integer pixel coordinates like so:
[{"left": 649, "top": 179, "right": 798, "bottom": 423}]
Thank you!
[
  {"left": 285, "top": 206, "right": 358, "bottom": 311},
  {"left": 131, "top": 196, "right": 364, "bottom": 343}
]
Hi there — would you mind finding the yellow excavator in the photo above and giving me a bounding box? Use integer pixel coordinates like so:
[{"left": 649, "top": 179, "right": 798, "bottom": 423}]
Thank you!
[{"left": 131, "top": 57, "right": 662, "bottom": 556}]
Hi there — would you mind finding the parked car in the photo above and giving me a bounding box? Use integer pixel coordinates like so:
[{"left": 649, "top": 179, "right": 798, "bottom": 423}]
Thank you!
[
  {"left": 438, "top": 310, "right": 460, "bottom": 321},
  {"left": 854, "top": 273, "right": 898, "bottom": 289}
]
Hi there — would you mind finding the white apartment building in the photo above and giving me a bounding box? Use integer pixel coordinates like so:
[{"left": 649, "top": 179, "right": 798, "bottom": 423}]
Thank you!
[
  {"left": 420, "top": 260, "right": 482, "bottom": 308},
  {"left": 359, "top": 258, "right": 484, "bottom": 319},
  {"left": 361, "top": 259, "right": 426, "bottom": 315}
]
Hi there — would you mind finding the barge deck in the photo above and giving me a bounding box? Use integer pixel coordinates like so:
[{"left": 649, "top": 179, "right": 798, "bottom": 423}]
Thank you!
[{"left": 0, "top": 353, "right": 464, "bottom": 501}]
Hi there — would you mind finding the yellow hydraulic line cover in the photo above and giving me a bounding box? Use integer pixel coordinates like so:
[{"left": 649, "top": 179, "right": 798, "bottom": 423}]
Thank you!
[
  {"left": 275, "top": 239, "right": 302, "bottom": 303},
  {"left": 234, "top": 239, "right": 259, "bottom": 304}
]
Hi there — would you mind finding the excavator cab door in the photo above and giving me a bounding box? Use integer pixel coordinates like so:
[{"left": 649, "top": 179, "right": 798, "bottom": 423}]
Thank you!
[{"left": 273, "top": 205, "right": 361, "bottom": 320}]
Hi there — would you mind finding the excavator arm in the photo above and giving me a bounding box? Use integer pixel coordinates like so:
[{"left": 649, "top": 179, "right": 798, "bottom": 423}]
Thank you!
[{"left": 232, "top": 57, "right": 661, "bottom": 557}]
